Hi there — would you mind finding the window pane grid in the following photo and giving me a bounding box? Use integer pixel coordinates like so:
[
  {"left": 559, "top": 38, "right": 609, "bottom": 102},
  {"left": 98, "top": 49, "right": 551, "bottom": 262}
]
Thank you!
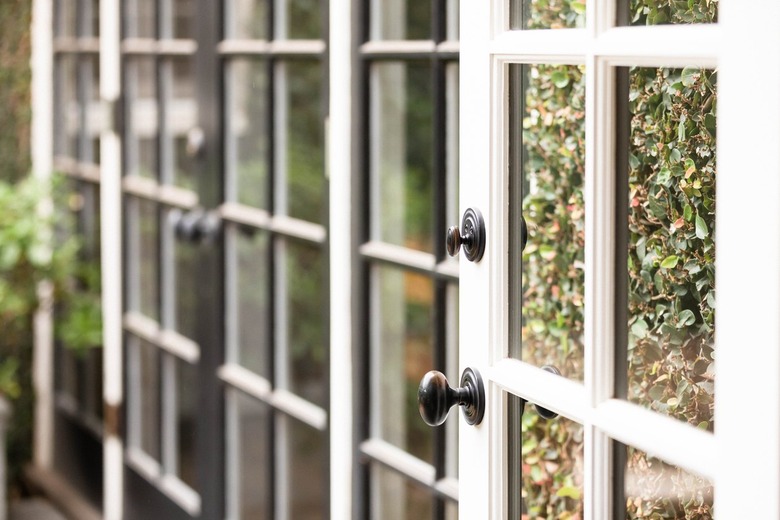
[{"left": 360, "top": 0, "right": 460, "bottom": 517}]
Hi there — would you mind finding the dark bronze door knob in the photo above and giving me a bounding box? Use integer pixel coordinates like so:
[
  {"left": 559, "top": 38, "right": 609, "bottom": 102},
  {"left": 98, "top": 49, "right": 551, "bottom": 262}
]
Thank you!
[
  {"left": 446, "top": 207, "right": 486, "bottom": 262},
  {"left": 418, "top": 367, "right": 485, "bottom": 426}
]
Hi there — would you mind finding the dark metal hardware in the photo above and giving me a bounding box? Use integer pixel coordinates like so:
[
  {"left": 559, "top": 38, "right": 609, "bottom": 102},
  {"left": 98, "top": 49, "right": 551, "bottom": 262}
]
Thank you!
[
  {"left": 418, "top": 367, "right": 485, "bottom": 427},
  {"left": 169, "top": 208, "right": 222, "bottom": 243},
  {"left": 534, "top": 365, "right": 561, "bottom": 419},
  {"left": 521, "top": 216, "right": 528, "bottom": 252},
  {"left": 446, "top": 207, "right": 486, "bottom": 262}
]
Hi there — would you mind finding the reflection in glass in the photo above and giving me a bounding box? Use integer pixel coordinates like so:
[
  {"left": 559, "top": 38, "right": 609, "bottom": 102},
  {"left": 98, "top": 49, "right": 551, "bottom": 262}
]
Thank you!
[
  {"left": 279, "top": 60, "right": 324, "bottom": 222},
  {"left": 510, "top": 0, "right": 586, "bottom": 30},
  {"left": 126, "top": 58, "right": 157, "bottom": 179},
  {"left": 226, "top": 59, "right": 269, "bottom": 208},
  {"left": 371, "top": 464, "right": 432, "bottom": 519},
  {"left": 371, "top": 61, "right": 434, "bottom": 253},
  {"left": 509, "top": 64, "right": 586, "bottom": 381},
  {"left": 55, "top": 55, "right": 78, "bottom": 158},
  {"left": 226, "top": 389, "right": 271, "bottom": 520},
  {"left": 82, "top": 56, "right": 101, "bottom": 164},
  {"left": 370, "top": 0, "right": 431, "bottom": 40},
  {"left": 126, "top": 0, "right": 156, "bottom": 38},
  {"left": 279, "top": 415, "right": 326, "bottom": 517},
  {"left": 129, "top": 336, "right": 161, "bottom": 461},
  {"left": 626, "top": 0, "right": 717, "bottom": 25},
  {"left": 164, "top": 0, "right": 195, "bottom": 39},
  {"left": 371, "top": 265, "right": 434, "bottom": 463},
  {"left": 279, "top": 239, "right": 325, "bottom": 407},
  {"left": 624, "top": 67, "right": 716, "bottom": 429},
  {"left": 283, "top": 0, "right": 321, "bottom": 39},
  {"left": 56, "top": 0, "right": 78, "bottom": 38},
  {"left": 176, "top": 358, "right": 198, "bottom": 489},
  {"left": 162, "top": 58, "right": 197, "bottom": 190},
  {"left": 175, "top": 238, "right": 199, "bottom": 340},
  {"left": 225, "top": 0, "right": 268, "bottom": 40},
  {"left": 128, "top": 197, "right": 159, "bottom": 321},
  {"left": 619, "top": 443, "right": 713, "bottom": 519},
  {"left": 226, "top": 226, "right": 270, "bottom": 377},
  {"left": 509, "top": 394, "right": 584, "bottom": 519}
]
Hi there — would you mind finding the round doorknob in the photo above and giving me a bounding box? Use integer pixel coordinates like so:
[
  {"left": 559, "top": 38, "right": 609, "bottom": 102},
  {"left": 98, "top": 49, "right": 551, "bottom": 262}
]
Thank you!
[
  {"left": 534, "top": 365, "right": 561, "bottom": 420},
  {"left": 521, "top": 216, "right": 528, "bottom": 252},
  {"left": 418, "top": 367, "right": 485, "bottom": 426},
  {"left": 446, "top": 207, "right": 486, "bottom": 262}
]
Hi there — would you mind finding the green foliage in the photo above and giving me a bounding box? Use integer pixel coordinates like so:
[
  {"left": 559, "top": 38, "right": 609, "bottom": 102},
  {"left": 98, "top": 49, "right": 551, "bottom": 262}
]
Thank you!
[
  {"left": 519, "top": 1, "right": 717, "bottom": 518},
  {"left": 0, "top": 174, "right": 102, "bottom": 494},
  {"left": 630, "top": 0, "right": 718, "bottom": 25}
]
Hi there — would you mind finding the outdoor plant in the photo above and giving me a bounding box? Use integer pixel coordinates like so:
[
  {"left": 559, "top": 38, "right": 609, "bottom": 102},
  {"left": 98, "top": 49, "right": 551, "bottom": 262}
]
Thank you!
[
  {"left": 0, "top": 174, "right": 102, "bottom": 493},
  {"left": 519, "top": 0, "right": 717, "bottom": 519}
]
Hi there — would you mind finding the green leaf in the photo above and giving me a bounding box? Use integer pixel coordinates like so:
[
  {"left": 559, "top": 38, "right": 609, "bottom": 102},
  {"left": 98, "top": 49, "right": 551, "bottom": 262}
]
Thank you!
[
  {"left": 695, "top": 214, "right": 709, "bottom": 240},
  {"left": 677, "top": 309, "right": 696, "bottom": 327},
  {"left": 683, "top": 204, "right": 693, "bottom": 221},
  {"left": 660, "top": 255, "right": 679, "bottom": 269},
  {"left": 681, "top": 67, "right": 699, "bottom": 87},
  {"left": 551, "top": 70, "right": 570, "bottom": 89},
  {"left": 631, "top": 319, "right": 649, "bottom": 339},
  {"left": 556, "top": 486, "right": 582, "bottom": 500},
  {"left": 571, "top": 1, "right": 586, "bottom": 14}
]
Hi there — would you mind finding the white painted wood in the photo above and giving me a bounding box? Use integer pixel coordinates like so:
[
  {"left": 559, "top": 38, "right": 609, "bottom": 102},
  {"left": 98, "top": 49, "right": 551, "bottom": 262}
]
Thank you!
[
  {"left": 99, "top": 0, "right": 124, "bottom": 518},
  {"left": 460, "top": 0, "right": 756, "bottom": 518},
  {"left": 31, "top": 0, "right": 55, "bottom": 472},
  {"left": 328, "top": 0, "right": 354, "bottom": 515},
  {"left": 457, "top": 0, "right": 493, "bottom": 517},
  {"left": 715, "top": 0, "right": 780, "bottom": 517}
]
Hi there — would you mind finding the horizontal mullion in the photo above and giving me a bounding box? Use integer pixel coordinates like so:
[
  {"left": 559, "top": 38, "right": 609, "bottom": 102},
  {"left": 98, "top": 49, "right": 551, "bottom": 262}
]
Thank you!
[
  {"left": 218, "top": 39, "right": 326, "bottom": 57},
  {"left": 219, "top": 202, "right": 327, "bottom": 244},
  {"left": 361, "top": 241, "right": 458, "bottom": 281},
  {"left": 53, "top": 38, "right": 100, "bottom": 53},
  {"left": 360, "top": 438, "right": 436, "bottom": 489},
  {"left": 54, "top": 157, "right": 101, "bottom": 183},
  {"left": 489, "top": 358, "right": 715, "bottom": 479},
  {"left": 122, "top": 176, "right": 199, "bottom": 209},
  {"left": 490, "top": 24, "right": 719, "bottom": 65},
  {"left": 218, "top": 363, "right": 328, "bottom": 430},
  {"left": 360, "top": 40, "right": 458, "bottom": 60},
  {"left": 121, "top": 38, "right": 197, "bottom": 56},
  {"left": 123, "top": 311, "right": 200, "bottom": 363}
]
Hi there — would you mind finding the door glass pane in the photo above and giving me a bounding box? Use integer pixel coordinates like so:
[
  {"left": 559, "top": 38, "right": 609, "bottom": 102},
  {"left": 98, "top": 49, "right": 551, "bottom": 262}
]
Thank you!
[
  {"left": 617, "top": 442, "right": 714, "bottom": 518},
  {"left": 279, "top": 60, "right": 325, "bottom": 223},
  {"left": 371, "top": 464, "right": 433, "bottom": 520},
  {"left": 508, "top": 394, "right": 584, "bottom": 519},
  {"left": 226, "top": 225, "right": 271, "bottom": 377},
  {"left": 509, "top": 63, "right": 586, "bottom": 381},
  {"left": 622, "top": 66, "right": 716, "bottom": 429},
  {"left": 162, "top": 57, "right": 198, "bottom": 190},
  {"left": 126, "top": 0, "right": 156, "bottom": 38},
  {"left": 55, "top": 55, "right": 79, "bottom": 158},
  {"left": 227, "top": 389, "right": 271, "bottom": 520},
  {"left": 129, "top": 336, "right": 161, "bottom": 461},
  {"left": 226, "top": 58, "right": 269, "bottom": 209},
  {"left": 278, "top": 415, "right": 326, "bottom": 517},
  {"left": 83, "top": 55, "right": 101, "bottom": 164},
  {"left": 370, "top": 61, "right": 434, "bottom": 253},
  {"left": 225, "top": 0, "right": 268, "bottom": 40},
  {"left": 126, "top": 57, "right": 157, "bottom": 179},
  {"left": 279, "top": 239, "right": 325, "bottom": 406},
  {"left": 175, "top": 237, "right": 199, "bottom": 339},
  {"left": 510, "top": 0, "right": 586, "bottom": 30},
  {"left": 625, "top": 0, "right": 718, "bottom": 25},
  {"left": 370, "top": 0, "right": 431, "bottom": 40},
  {"left": 127, "top": 197, "right": 159, "bottom": 321},
  {"left": 176, "top": 358, "right": 198, "bottom": 488},
  {"left": 371, "top": 265, "right": 434, "bottom": 464},
  {"left": 164, "top": 0, "right": 195, "bottom": 39},
  {"left": 282, "top": 0, "right": 321, "bottom": 39},
  {"left": 56, "top": 0, "right": 78, "bottom": 37}
]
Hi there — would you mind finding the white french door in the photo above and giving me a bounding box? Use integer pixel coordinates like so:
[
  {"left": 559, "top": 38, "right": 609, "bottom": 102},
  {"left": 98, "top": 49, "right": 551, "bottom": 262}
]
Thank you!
[{"left": 457, "top": 0, "right": 780, "bottom": 518}]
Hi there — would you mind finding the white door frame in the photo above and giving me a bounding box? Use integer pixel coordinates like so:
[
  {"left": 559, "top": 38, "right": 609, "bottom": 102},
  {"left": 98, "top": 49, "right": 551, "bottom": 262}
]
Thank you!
[{"left": 457, "top": 0, "right": 780, "bottom": 518}]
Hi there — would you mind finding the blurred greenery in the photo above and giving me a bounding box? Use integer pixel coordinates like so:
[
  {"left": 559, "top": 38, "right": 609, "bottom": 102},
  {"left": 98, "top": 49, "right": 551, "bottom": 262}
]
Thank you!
[{"left": 0, "top": 174, "right": 103, "bottom": 496}]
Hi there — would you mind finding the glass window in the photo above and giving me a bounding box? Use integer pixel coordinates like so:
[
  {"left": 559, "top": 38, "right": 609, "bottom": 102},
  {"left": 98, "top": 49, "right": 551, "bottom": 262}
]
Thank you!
[{"left": 621, "top": 66, "right": 716, "bottom": 429}]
